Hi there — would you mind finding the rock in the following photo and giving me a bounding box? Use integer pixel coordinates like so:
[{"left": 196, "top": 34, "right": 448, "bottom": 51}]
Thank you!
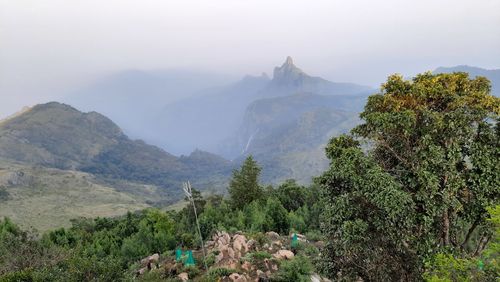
[
  {"left": 178, "top": 272, "right": 189, "bottom": 281},
  {"left": 311, "top": 274, "right": 321, "bottom": 282},
  {"left": 247, "top": 239, "right": 257, "bottom": 251},
  {"left": 233, "top": 234, "right": 248, "bottom": 257},
  {"left": 205, "top": 240, "right": 215, "bottom": 248},
  {"left": 137, "top": 267, "right": 147, "bottom": 276},
  {"left": 273, "top": 250, "right": 294, "bottom": 260},
  {"left": 241, "top": 261, "right": 252, "bottom": 271},
  {"left": 141, "top": 253, "right": 159, "bottom": 266},
  {"left": 257, "top": 270, "right": 269, "bottom": 282},
  {"left": 229, "top": 273, "right": 248, "bottom": 282},
  {"left": 266, "top": 231, "right": 280, "bottom": 240}
]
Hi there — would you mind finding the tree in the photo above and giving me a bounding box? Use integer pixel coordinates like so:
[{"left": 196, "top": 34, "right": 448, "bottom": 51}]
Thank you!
[
  {"left": 228, "top": 156, "right": 263, "bottom": 210},
  {"left": 275, "top": 179, "right": 310, "bottom": 212},
  {"left": 264, "top": 197, "right": 290, "bottom": 234},
  {"left": 317, "top": 72, "right": 500, "bottom": 280}
]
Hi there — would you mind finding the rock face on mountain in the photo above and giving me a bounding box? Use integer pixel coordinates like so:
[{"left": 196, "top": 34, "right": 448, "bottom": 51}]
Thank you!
[
  {"left": 153, "top": 57, "right": 373, "bottom": 156},
  {"left": 266, "top": 56, "right": 371, "bottom": 96},
  {"left": 223, "top": 93, "right": 361, "bottom": 183},
  {"left": 434, "top": 65, "right": 500, "bottom": 96},
  {"left": 0, "top": 102, "right": 233, "bottom": 199}
]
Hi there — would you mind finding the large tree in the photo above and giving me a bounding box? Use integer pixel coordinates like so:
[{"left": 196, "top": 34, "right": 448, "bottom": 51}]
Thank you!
[
  {"left": 317, "top": 72, "right": 499, "bottom": 280},
  {"left": 228, "top": 156, "right": 263, "bottom": 210}
]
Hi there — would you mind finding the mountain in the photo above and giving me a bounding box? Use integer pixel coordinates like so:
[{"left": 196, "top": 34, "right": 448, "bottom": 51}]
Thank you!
[
  {"left": 434, "top": 65, "right": 500, "bottom": 96},
  {"left": 224, "top": 93, "right": 361, "bottom": 183},
  {"left": 153, "top": 57, "right": 374, "bottom": 155},
  {"left": 0, "top": 102, "right": 233, "bottom": 200},
  {"left": 150, "top": 73, "right": 271, "bottom": 154},
  {"left": 266, "top": 56, "right": 372, "bottom": 97},
  {"left": 63, "top": 69, "right": 234, "bottom": 140}
]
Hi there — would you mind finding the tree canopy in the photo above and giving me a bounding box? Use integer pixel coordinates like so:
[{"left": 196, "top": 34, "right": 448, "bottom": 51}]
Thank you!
[{"left": 317, "top": 72, "right": 500, "bottom": 280}]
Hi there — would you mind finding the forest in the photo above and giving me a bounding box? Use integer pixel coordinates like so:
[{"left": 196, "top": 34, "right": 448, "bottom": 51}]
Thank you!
[{"left": 0, "top": 72, "right": 499, "bottom": 281}]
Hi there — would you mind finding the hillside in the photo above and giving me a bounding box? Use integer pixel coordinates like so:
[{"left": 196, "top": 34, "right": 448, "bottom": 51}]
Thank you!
[
  {"left": 152, "top": 57, "right": 373, "bottom": 155},
  {"left": 0, "top": 160, "right": 157, "bottom": 231},
  {"left": 0, "top": 102, "right": 233, "bottom": 200},
  {"left": 223, "top": 93, "right": 360, "bottom": 183}
]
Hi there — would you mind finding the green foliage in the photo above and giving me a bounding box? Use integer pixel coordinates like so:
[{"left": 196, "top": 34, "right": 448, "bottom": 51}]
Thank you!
[
  {"left": 318, "top": 72, "right": 500, "bottom": 280},
  {"left": 275, "top": 179, "right": 310, "bottom": 211},
  {"left": 424, "top": 205, "right": 500, "bottom": 281},
  {"left": 205, "top": 267, "right": 237, "bottom": 279},
  {"left": 263, "top": 197, "right": 290, "bottom": 234},
  {"left": 271, "top": 255, "right": 313, "bottom": 282},
  {"left": 228, "top": 156, "right": 264, "bottom": 210}
]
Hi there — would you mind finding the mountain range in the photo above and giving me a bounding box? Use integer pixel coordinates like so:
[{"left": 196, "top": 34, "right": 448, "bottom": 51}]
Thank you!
[
  {"left": 1, "top": 59, "right": 498, "bottom": 230},
  {"left": 151, "top": 57, "right": 373, "bottom": 155}
]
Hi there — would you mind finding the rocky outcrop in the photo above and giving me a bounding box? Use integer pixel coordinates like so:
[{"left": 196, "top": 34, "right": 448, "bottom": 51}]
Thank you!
[{"left": 273, "top": 250, "right": 294, "bottom": 260}]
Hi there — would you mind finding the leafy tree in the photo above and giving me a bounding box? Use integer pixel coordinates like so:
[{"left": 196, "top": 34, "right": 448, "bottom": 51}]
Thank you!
[
  {"left": 228, "top": 156, "right": 263, "bottom": 210},
  {"left": 317, "top": 72, "right": 500, "bottom": 280},
  {"left": 276, "top": 179, "right": 310, "bottom": 212},
  {"left": 264, "top": 197, "right": 290, "bottom": 234}
]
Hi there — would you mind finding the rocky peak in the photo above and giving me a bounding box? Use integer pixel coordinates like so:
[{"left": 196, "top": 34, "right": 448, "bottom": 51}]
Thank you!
[{"left": 272, "top": 56, "right": 308, "bottom": 85}]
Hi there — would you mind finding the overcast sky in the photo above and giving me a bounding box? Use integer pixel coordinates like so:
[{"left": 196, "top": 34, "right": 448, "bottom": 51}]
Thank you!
[{"left": 1, "top": 0, "right": 499, "bottom": 117}]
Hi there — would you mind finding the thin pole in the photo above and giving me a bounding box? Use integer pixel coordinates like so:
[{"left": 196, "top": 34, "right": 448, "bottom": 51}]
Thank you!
[{"left": 185, "top": 181, "right": 208, "bottom": 270}]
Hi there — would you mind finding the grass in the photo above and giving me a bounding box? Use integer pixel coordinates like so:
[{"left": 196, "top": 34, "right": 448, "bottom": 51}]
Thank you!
[{"left": 0, "top": 160, "right": 161, "bottom": 232}]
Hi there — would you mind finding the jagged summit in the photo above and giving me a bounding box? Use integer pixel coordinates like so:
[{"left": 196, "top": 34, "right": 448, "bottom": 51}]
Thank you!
[{"left": 272, "top": 56, "right": 306, "bottom": 83}]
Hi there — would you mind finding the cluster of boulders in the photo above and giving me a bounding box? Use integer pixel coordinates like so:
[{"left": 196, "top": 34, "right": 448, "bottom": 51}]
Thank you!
[
  {"left": 136, "top": 231, "right": 321, "bottom": 281},
  {"left": 137, "top": 253, "right": 159, "bottom": 275}
]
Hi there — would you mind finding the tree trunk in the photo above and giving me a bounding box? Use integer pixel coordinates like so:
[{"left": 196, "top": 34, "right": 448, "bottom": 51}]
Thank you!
[{"left": 442, "top": 209, "right": 450, "bottom": 246}]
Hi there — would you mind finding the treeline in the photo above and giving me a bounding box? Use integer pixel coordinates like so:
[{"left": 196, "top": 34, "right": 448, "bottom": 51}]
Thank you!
[
  {"left": 0, "top": 72, "right": 499, "bottom": 281},
  {"left": 0, "top": 156, "right": 322, "bottom": 281}
]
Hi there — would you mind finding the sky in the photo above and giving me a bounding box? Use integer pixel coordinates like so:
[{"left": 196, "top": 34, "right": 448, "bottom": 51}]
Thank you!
[{"left": 1, "top": 0, "right": 500, "bottom": 118}]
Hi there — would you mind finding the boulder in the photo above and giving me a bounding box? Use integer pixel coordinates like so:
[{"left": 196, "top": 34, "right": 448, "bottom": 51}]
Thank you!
[
  {"left": 273, "top": 250, "right": 294, "bottom": 260},
  {"left": 178, "top": 272, "right": 189, "bottom": 281},
  {"left": 137, "top": 267, "right": 147, "bottom": 276},
  {"left": 233, "top": 234, "right": 248, "bottom": 257},
  {"left": 229, "top": 273, "right": 248, "bottom": 282},
  {"left": 247, "top": 239, "right": 257, "bottom": 251},
  {"left": 241, "top": 260, "right": 252, "bottom": 272},
  {"left": 141, "top": 253, "right": 159, "bottom": 266},
  {"left": 266, "top": 231, "right": 280, "bottom": 240}
]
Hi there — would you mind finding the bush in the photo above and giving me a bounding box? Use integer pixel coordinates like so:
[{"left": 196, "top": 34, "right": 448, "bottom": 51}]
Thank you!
[
  {"left": 206, "top": 267, "right": 237, "bottom": 279},
  {"left": 271, "top": 255, "right": 312, "bottom": 282}
]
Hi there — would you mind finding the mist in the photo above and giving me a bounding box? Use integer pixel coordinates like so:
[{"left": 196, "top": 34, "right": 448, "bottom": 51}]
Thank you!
[{"left": 1, "top": 0, "right": 500, "bottom": 118}]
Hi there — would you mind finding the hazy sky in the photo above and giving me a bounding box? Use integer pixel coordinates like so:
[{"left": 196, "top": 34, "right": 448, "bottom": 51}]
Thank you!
[{"left": 1, "top": 0, "right": 500, "bottom": 117}]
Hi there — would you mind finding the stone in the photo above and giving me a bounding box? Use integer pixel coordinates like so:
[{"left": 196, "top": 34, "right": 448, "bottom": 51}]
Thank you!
[
  {"left": 141, "top": 253, "right": 159, "bottom": 266},
  {"left": 247, "top": 239, "right": 257, "bottom": 251},
  {"left": 229, "top": 273, "right": 248, "bottom": 282},
  {"left": 266, "top": 231, "right": 280, "bottom": 241},
  {"left": 273, "top": 250, "right": 294, "bottom": 260},
  {"left": 137, "top": 267, "right": 147, "bottom": 276},
  {"left": 233, "top": 234, "right": 248, "bottom": 257},
  {"left": 178, "top": 272, "right": 189, "bottom": 281},
  {"left": 241, "top": 261, "right": 252, "bottom": 271}
]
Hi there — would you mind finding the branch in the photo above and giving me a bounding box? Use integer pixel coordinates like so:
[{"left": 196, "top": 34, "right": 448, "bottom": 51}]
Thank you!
[
  {"left": 461, "top": 217, "right": 481, "bottom": 251},
  {"left": 473, "top": 235, "right": 491, "bottom": 256}
]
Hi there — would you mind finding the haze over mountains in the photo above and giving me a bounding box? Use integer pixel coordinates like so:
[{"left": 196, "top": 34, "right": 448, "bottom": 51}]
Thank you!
[
  {"left": 1, "top": 57, "right": 499, "bottom": 229},
  {"left": 151, "top": 57, "right": 373, "bottom": 155}
]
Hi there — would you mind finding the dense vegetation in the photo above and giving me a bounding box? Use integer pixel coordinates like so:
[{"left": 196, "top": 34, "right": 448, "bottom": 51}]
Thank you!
[{"left": 0, "top": 72, "right": 498, "bottom": 281}]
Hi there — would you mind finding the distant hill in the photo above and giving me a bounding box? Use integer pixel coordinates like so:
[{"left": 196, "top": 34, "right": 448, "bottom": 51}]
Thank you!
[
  {"left": 0, "top": 102, "right": 233, "bottom": 201},
  {"left": 63, "top": 69, "right": 234, "bottom": 140},
  {"left": 223, "top": 93, "right": 361, "bottom": 183},
  {"left": 434, "top": 65, "right": 500, "bottom": 96},
  {"left": 153, "top": 57, "right": 374, "bottom": 155}
]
